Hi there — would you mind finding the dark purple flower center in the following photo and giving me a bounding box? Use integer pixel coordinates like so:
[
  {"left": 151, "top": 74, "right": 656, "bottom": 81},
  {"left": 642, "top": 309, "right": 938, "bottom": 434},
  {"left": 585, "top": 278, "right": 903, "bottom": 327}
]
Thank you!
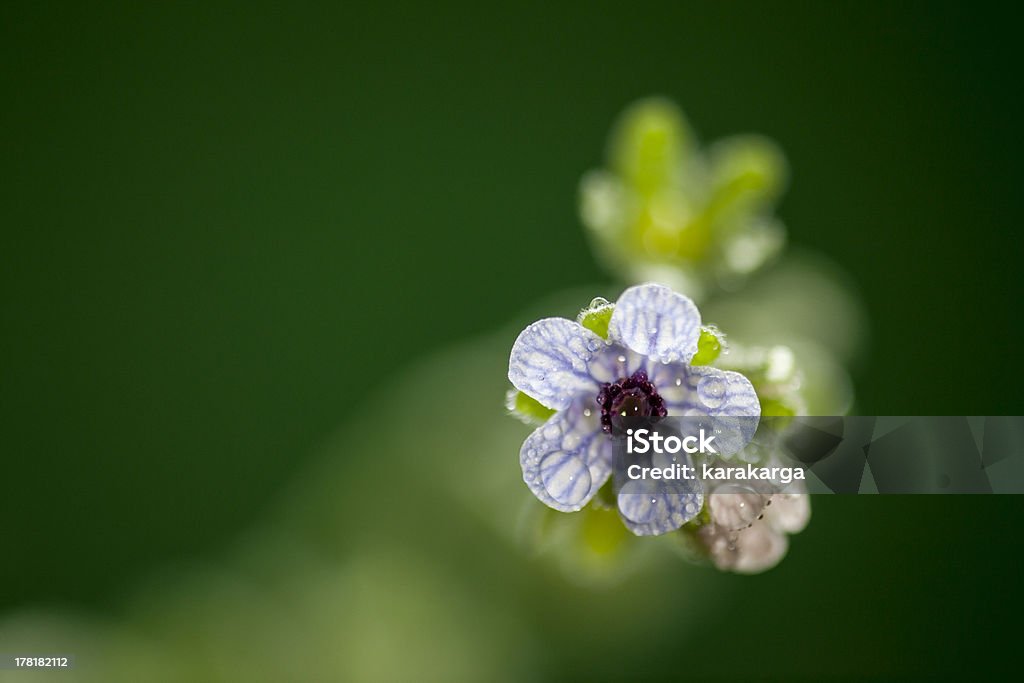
[{"left": 596, "top": 369, "right": 667, "bottom": 434}]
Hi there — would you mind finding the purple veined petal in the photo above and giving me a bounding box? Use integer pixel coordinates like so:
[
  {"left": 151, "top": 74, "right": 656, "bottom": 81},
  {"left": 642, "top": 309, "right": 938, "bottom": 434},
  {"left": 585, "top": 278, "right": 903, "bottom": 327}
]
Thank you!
[
  {"left": 648, "top": 361, "right": 752, "bottom": 413},
  {"left": 617, "top": 475, "right": 704, "bottom": 536},
  {"left": 520, "top": 399, "right": 612, "bottom": 512},
  {"left": 509, "top": 318, "right": 609, "bottom": 411},
  {"left": 586, "top": 343, "right": 648, "bottom": 385},
  {"left": 608, "top": 283, "right": 701, "bottom": 364},
  {"left": 650, "top": 361, "right": 760, "bottom": 425}
]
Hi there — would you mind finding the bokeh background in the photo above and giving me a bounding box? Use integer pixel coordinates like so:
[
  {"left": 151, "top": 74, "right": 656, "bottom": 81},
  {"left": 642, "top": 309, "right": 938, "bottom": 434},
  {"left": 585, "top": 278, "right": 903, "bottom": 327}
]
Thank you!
[{"left": 2, "top": 2, "right": 1022, "bottom": 680}]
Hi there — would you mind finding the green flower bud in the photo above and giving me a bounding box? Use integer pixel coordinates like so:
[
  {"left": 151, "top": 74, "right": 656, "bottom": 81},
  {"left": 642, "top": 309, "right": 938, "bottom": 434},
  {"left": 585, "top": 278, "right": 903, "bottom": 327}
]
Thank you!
[
  {"left": 608, "top": 97, "right": 693, "bottom": 196},
  {"left": 580, "top": 97, "right": 790, "bottom": 297}
]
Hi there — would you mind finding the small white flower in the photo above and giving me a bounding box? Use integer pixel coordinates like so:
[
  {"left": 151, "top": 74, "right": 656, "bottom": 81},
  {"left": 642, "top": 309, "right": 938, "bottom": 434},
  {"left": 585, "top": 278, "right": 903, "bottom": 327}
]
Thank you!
[
  {"left": 508, "top": 283, "right": 760, "bottom": 536},
  {"left": 700, "top": 485, "right": 810, "bottom": 573}
]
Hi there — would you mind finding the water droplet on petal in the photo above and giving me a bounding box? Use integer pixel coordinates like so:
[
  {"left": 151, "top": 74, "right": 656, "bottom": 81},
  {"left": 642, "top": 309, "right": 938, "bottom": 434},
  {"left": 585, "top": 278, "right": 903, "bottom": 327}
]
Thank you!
[
  {"left": 540, "top": 452, "right": 591, "bottom": 508},
  {"left": 617, "top": 482, "right": 659, "bottom": 524},
  {"left": 543, "top": 422, "right": 562, "bottom": 439},
  {"left": 698, "top": 375, "right": 726, "bottom": 408}
]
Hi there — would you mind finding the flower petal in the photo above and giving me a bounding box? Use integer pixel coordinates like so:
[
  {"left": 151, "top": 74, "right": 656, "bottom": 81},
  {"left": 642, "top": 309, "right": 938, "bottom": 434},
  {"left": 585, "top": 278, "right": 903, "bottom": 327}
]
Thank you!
[
  {"left": 586, "top": 344, "right": 648, "bottom": 385},
  {"left": 616, "top": 475, "right": 704, "bottom": 536},
  {"left": 708, "top": 486, "right": 767, "bottom": 531},
  {"left": 649, "top": 362, "right": 760, "bottom": 453},
  {"left": 520, "top": 400, "right": 612, "bottom": 512},
  {"left": 509, "top": 318, "right": 609, "bottom": 411},
  {"left": 608, "top": 283, "right": 701, "bottom": 364},
  {"left": 650, "top": 362, "right": 760, "bottom": 417},
  {"left": 765, "top": 492, "right": 811, "bottom": 533},
  {"left": 700, "top": 521, "right": 789, "bottom": 574}
]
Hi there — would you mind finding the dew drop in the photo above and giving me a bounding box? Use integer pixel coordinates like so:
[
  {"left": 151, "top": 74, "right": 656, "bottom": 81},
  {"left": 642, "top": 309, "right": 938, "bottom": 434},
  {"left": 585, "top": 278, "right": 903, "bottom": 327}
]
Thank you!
[
  {"left": 543, "top": 423, "right": 562, "bottom": 439},
  {"left": 617, "top": 482, "right": 659, "bottom": 524},
  {"left": 540, "top": 452, "right": 591, "bottom": 507},
  {"left": 563, "top": 432, "right": 581, "bottom": 450},
  {"left": 697, "top": 375, "right": 726, "bottom": 408}
]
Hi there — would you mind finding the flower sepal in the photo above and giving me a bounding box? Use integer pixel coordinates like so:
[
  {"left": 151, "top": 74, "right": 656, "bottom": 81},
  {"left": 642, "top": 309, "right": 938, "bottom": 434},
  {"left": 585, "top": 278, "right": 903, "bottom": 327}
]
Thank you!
[{"left": 506, "top": 389, "right": 557, "bottom": 425}]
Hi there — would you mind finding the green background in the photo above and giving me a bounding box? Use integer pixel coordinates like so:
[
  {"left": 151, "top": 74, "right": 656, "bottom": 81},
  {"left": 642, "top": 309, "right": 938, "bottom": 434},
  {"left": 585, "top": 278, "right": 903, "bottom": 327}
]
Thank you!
[{"left": 1, "top": 1, "right": 1021, "bottom": 679}]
